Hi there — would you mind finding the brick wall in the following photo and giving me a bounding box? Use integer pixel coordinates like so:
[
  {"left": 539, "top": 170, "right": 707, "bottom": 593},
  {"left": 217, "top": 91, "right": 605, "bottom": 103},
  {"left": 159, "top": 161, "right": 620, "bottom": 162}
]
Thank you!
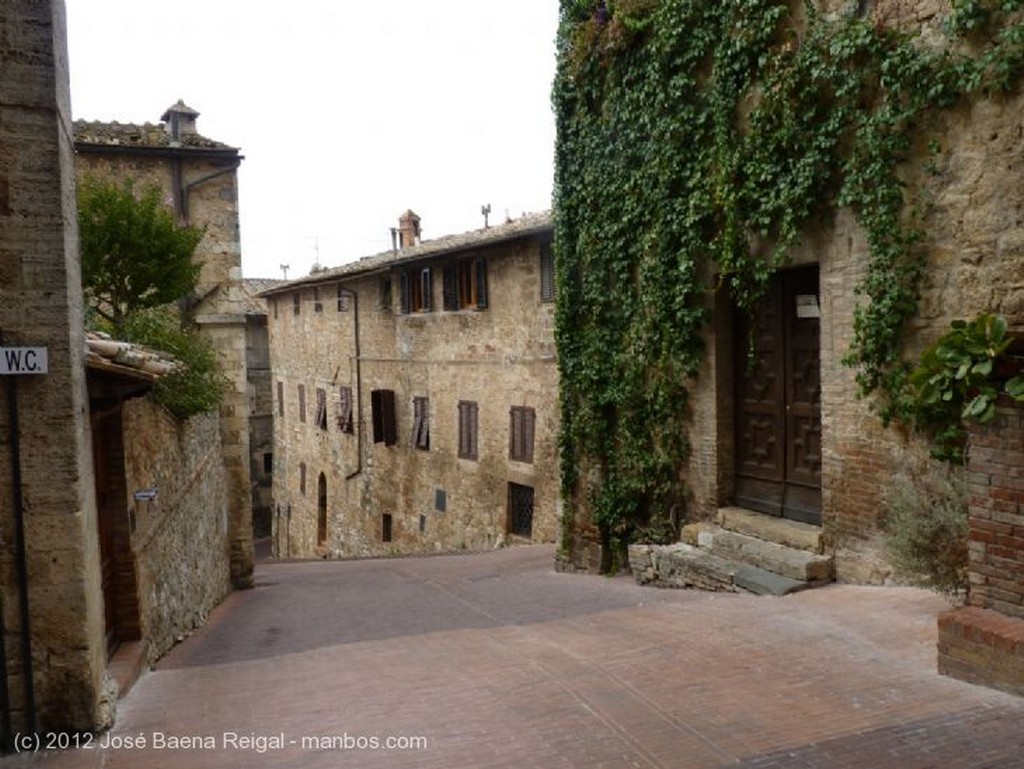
[{"left": 938, "top": 399, "right": 1024, "bottom": 696}]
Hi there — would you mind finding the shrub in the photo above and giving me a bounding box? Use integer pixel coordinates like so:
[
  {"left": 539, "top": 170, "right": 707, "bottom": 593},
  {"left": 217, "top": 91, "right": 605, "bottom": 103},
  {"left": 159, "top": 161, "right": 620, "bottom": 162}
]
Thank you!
[{"left": 882, "top": 469, "right": 968, "bottom": 603}]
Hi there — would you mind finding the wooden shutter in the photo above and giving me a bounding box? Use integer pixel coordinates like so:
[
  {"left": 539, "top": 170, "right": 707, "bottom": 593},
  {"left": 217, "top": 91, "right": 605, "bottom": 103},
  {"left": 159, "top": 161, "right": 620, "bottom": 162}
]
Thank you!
[
  {"left": 338, "top": 387, "right": 353, "bottom": 433},
  {"left": 475, "top": 258, "right": 488, "bottom": 309},
  {"left": 443, "top": 265, "right": 458, "bottom": 310},
  {"left": 399, "top": 272, "right": 410, "bottom": 314},
  {"left": 540, "top": 243, "right": 555, "bottom": 302},
  {"left": 523, "top": 408, "right": 535, "bottom": 463}
]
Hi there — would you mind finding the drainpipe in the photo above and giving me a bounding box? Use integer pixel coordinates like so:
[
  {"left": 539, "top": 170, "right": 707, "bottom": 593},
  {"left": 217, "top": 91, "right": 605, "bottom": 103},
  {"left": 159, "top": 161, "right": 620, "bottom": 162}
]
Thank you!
[
  {"left": 182, "top": 162, "right": 241, "bottom": 222},
  {"left": 0, "top": 331, "right": 35, "bottom": 737},
  {"left": 341, "top": 288, "right": 363, "bottom": 481}
]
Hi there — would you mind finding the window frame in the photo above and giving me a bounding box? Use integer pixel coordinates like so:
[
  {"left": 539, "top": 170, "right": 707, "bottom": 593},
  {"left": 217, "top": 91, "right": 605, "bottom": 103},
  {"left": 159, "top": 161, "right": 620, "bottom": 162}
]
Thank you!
[
  {"left": 315, "top": 387, "right": 328, "bottom": 431},
  {"left": 458, "top": 400, "right": 479, "bottom": 460},
  {"left": 298, "top": 384, "right": 306, "bottom": 423},
  {"left": 509, "top": 406, "right": 536, "bottom": 464},
  {"left": 337, "top": 386, "right": 354, "bottom": 434},
  {"left": 411, "top": 396, "right": 430, "bottom": 451},
  {"left": 371, "top": 389, "right": 398, "bottom": 446},
  {"left": 443, "top": 258, "right": 488, "bottom": 311}
]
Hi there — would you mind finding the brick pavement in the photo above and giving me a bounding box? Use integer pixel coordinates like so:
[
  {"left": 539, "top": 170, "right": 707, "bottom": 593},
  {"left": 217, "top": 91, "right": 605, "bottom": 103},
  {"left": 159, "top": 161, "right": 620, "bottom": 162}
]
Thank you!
[{"left": 6, "top": 545, "right": 1023, "bottom": 768}]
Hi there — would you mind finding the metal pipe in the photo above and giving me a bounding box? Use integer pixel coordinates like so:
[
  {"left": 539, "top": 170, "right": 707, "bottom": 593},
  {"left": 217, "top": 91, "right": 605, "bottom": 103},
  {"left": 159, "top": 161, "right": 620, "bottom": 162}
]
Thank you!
[{"left": 342, "top": 288, "right": 363, "bottom": 481}]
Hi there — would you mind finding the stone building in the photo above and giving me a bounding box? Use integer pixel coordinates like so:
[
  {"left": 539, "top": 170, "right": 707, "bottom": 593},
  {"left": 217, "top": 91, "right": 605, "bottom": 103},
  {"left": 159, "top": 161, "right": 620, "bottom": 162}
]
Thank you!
[
  {"left": 74, "top": 101, "right": 258, "bottom": 588},
  {"left": 262, "top": 211, "right": 558, "bottom": 559},
  {"left": 0, "top": 0, "right": 108, "bottom": 738},
  {"left": 560, "top": 0, "right": 1024, "bottom": 589}
]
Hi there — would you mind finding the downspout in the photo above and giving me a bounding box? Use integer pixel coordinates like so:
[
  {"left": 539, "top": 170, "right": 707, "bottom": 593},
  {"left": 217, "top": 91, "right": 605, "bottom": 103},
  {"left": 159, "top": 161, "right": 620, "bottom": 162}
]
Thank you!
[
  {"left": 182, "top": 162, "right": 241, "bottom": 221},
  {"left": 343, "top": 289, "right": 363, "bottom": 480},
  {"left": 0, "top": 332, "right": 35, "bottom": 737}
]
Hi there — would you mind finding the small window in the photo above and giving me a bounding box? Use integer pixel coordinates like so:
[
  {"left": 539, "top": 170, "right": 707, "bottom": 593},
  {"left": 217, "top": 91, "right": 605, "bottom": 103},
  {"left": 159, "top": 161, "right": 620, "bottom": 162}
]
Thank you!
[
  {"left": 299, "top": 462, "right": 307, "bottom": 496},
  {"left": 371, "top": 389, "right": 397, "bottom": 446},
  {"left": 382, "top": 513, "right": 393, "bottom": 543},
  {"left": 419, "top": 514, "right": 427, "bottom": 534},
  {"left": 399, "top": 267, "right": 432, "bottom": 313},
  {"left": 443, "top": 259, "right": 488, "bottom": 310},
  {"left": 508, "top": 482, "right": 534, "bottom": 538},
  {"left": 263, "top": 452, "right": 273, "bottom": 474},
  {"left": 313, "top": 287, "right": 323, "bottom": 313},
  {"left": 458, "top": 400, "right": 479, "bottom": 460},
  {"left": 277, "top": 381, "right": 284, "bottom": 418},
  {"left": 337, "top": 284, "right": 350, "bottom": 312},
  {"left": 337, "top": 386, "right": 354, "bottom": 433},
  {"left": 411, "top": 396, "right": 430, "bottom": 450},
  {"left": 317, "top": 473, "right": 328, "bottom": 545},
  {"left": 380, "top": 277, "right": 393, "bottom": 312},
  {"left": 435, "top": 489, "right": 447, "bottom": 512},
  {"left": 298, "top": 384, "right": 306, "bottom": 423},
  {"left": 509, "top": 406, "right": 536, "bottom": 463},
  {"left": 293, "top": 293, "right": 301, "bottom": 315},
  {"left": 315, "top": 387, "right": 328, "bottom": 431},
  {"left": 273, "top": 298, "right": 278, "bottom": 319},
  {"left": 540, "top": 242, "right": 555, "bottom": 303}
]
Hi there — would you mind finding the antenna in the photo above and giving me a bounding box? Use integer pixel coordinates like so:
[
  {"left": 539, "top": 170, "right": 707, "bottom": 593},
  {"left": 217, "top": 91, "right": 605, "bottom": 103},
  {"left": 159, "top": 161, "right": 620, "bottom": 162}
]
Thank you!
[
  {"left": 481, "top": 203, "right": 492, "bottom": 228},
  {"left": 280, "top": 264, "right": 290, "bottom": 280}
]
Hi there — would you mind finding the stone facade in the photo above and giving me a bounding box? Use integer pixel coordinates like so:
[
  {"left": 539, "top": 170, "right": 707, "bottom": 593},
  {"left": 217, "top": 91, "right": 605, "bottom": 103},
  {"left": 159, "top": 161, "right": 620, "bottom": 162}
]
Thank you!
[
  {"left": 264, "top": 212, "right": 559, "bottom": 559},
  {"left": 0, "top": 0, "right": 108, "bottom": 735},
  {"left": 562, "top": 0, "right": 1024, "bottom": 584},
  {"left": 74, "top": 106, "right": 256, "bottom": 588}
]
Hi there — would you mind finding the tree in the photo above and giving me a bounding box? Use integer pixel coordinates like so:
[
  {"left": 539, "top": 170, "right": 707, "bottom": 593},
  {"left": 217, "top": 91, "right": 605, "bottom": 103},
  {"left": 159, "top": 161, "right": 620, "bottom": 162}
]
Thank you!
[{"left": 77, "top": 176, "right": 204, "bottom": 329}]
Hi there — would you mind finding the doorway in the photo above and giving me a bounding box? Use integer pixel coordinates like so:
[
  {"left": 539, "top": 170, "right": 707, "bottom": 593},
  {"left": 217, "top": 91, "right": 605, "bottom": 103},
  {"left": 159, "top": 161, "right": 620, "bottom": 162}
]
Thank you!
[{"left": 733, "top": 266, "right": 822, "bottom": 525}]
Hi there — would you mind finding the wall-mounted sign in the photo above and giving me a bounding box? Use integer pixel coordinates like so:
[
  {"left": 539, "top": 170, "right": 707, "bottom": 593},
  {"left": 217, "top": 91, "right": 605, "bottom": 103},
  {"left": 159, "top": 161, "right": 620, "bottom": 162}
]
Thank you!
[
  {"left": 796, "top": 295, "right": 821, "bottom": 319},
  {"left": 0, "top": 347, "right": 48, "bottom": 375},
  {"left": 133, "top": 488, "right": 158, "bottom": 502}
]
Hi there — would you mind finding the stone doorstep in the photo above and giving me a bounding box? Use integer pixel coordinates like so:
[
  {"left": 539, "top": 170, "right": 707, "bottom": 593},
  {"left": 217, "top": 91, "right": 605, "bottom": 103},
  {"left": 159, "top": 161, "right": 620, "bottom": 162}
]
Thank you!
[
  {"left": 629, "top": 543, "right": 812, "bottom": 595},
  {"left": 717, "top": 506, "right": 823, "bottom": 553},
  {"left": 704, "top": 528, "right": 834, "bottom": 583}
]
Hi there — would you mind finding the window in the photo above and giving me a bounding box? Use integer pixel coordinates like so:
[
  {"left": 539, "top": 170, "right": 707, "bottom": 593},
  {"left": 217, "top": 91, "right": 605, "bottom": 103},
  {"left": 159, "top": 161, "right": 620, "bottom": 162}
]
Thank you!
[
  {"left": 337, "top": 386, "right": 354, "bottom": 433},
  {"left": 315, "top": 387, "right": 328, "bottom": 431},
  {"left": 299, "top": 462, "right": 307, "bottom": 495},
  {"left": 399, "top": 267, "right": 432, "bottom": 313},
  {"left": 337, "top": 284, "right": 350, "bottom": 312},
  {"left": 313, "top": 287, "right": 323, "bottom": 313},
  {"left": 382, "top": 513, "right": 393, "bottom": 543},
  {"left": 293, "top": 292, "right": 300, "bottom": 315},
  {"left": 411, "top": 397, "right": 430, "bottom": 450},
  {"left": 277, "top": 381, "right": 284, "bottom": 418},
  {"left": 540, "top": 242, "right": 555, "bottom": 303},
  {"left": 442, "top": 259, "right": 488, "bottom": 310},
  {"left": 273, "top": 298, "right": 278, "bottom": 319},
  {"left": 509, "top": 406, "right": 536, "bottom": 463},
  {"left": 508, "top": 482, "right": 534, "bottom": 538},
  {"left": 263, "top": 452, "right": 273, "bottom": 474},
  {"left": 458, "top": 400, "right": 479, "bottom": 460},
  {"left": 379, "top": 277, "right": 392, "bottom": 312},
  {"left": 371, "top": 389, "right": 397, "bottom": 446},
  {"left": 317, "top": 473, "right": 328, "bottom": 545},
  {"left": 298, "top": 384, "right": 306, "bottom": 423}
]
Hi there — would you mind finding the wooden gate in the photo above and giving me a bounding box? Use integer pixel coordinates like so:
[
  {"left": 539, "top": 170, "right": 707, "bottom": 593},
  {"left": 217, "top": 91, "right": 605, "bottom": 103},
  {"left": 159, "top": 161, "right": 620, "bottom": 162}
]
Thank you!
[{"left": 734, "top": 266, "right": 822, "bottom": 525}]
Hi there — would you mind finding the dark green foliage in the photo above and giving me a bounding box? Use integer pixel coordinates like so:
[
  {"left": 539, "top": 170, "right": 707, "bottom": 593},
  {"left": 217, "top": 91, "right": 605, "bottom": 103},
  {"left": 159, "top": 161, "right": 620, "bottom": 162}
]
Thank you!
[
  {"left": 117, "top": 307, "right": 227, "bottom": 420},
  {"left": 904, "top": 314, "right": 1024, "bottom": 463},
  {"left": 78, "top": 176, "right": 204, "bottom": 329},
  {"left": 554, "top": 0, "right": 1024, "bottom": 538}
]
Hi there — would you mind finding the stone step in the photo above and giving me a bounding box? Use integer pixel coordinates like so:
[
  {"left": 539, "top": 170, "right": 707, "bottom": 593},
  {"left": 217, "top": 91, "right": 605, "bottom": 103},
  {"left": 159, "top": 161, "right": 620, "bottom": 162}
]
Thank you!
[
  {"left": 701, "top": 528, "right": 833, "bottom": 583},
  {"left": 717, "top": 506, "right": 823, "bottom": 553},
  {"left": 629, "top": 544, "right": 738, "bottom": 593},
  {"left": 733, "top": 564, "right": 810, "bottom": 596}
]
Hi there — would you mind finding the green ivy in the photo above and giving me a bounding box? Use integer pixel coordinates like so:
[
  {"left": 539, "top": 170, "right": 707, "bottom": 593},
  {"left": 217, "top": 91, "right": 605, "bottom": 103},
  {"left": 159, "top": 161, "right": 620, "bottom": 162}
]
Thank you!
[{"left": 554, "top": 0, "right": 1024, "bottom": 544}]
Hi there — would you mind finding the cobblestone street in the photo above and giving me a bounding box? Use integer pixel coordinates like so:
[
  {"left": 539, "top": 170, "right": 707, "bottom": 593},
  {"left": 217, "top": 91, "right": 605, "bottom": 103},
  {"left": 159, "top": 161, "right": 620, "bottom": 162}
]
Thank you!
[{"left": 8, "top": 545, "right": 1024, "bottom": 768}]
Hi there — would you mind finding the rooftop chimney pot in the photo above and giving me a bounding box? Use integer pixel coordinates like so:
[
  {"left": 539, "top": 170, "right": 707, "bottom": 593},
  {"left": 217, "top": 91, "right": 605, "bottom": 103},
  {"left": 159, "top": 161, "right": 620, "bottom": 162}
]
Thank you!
[
  {"left": 161, "top": 98, "right": 200, "bottom": 141},
  {"left": 398, "top": 210, "right": 421, "bottom": 249}
]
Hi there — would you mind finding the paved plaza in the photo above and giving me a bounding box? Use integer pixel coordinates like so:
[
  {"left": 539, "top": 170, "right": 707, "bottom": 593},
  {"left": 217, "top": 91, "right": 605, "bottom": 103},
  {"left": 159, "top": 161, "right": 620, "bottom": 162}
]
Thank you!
[{"left": 7, "top": 545, "right": 1024, "bottom": 768}]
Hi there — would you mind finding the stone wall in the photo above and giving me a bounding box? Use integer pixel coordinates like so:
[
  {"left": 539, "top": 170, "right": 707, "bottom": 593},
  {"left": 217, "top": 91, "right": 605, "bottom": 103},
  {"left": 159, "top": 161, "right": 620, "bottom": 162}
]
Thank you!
[
  {"left": 269, "top": 228, "right": 560, "bottom": 559},
  {"left": 0, "top": 0, "right": 108, "bottom": 733},
  {"left": 122, "top": 398, "right": 231, "bottom": 665}
]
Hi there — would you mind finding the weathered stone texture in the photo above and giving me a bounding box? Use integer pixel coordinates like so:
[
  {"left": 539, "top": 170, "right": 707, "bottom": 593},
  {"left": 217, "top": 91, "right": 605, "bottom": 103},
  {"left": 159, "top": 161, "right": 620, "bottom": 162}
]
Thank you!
[
  {"left": 122, "top": 398, "right": 231, "bottom": 664},
  {"left": 0, "top": 0, "right": 107, "bottom": 732},
  {"left": 269, "top": 222, "right": 559, "bottom": 559}
]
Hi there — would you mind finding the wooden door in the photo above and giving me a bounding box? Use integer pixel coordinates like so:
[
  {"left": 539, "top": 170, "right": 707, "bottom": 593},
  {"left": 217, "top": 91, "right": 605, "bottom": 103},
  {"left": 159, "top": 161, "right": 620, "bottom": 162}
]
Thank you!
[{"left": 734, "top": 267, "right": 822, "bottom": 524}]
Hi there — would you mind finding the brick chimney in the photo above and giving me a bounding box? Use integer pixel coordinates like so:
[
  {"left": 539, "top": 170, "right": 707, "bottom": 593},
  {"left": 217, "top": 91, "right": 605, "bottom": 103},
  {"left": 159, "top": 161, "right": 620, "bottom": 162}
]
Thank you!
[
  {"left": 398, "top": 210, "right": 421, "bottom": 249},
  {"left": 161, "top": 99, "right": 199, "bottom": 141}
]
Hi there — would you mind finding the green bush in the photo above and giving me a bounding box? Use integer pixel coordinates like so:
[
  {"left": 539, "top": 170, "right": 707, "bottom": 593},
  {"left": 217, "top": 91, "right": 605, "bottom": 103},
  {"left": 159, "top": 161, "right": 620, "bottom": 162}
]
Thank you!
[
  {"left": 116, "top": 306, "right": 227, "bottom": 420},
  {"left": 882, "top": 470, "right": 968, "bottom": 603}
]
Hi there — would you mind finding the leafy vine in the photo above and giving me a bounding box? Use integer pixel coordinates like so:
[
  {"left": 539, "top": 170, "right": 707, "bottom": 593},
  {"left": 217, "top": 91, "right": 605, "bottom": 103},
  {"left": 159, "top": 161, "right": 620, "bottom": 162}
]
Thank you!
[{"left": 554, "top": 0, "right": 1024, "bottom": 549}]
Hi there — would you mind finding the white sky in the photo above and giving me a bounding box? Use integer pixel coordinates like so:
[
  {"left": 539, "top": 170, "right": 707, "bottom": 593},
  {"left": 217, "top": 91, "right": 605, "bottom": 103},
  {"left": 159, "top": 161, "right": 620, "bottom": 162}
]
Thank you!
[{"left": 65, "top": 1, "right": 559, "bottom": 280}]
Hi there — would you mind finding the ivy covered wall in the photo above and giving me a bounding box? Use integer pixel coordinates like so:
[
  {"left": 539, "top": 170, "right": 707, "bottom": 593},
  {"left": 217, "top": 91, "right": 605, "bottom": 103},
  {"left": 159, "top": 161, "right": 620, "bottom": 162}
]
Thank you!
[{"left": 553, "top": 0, "right": 1024, "bottom": 575}]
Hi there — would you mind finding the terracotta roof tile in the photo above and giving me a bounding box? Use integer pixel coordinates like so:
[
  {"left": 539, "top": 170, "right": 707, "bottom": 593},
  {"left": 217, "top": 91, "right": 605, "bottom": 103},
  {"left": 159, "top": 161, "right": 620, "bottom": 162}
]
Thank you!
[{"left": 73, "top": 120, "right": 237, "bottom": 151}]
